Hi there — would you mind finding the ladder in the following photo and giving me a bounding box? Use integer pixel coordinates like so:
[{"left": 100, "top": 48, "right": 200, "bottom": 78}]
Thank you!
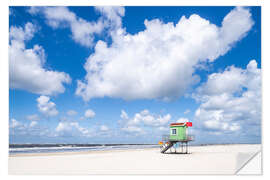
[{"left": 160, "top": 141, "right": 176, "bottom": 153}]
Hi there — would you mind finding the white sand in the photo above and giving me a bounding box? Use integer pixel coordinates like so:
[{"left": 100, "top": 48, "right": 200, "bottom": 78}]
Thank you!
[{"left": 8, "top": 144, "right": 261, "bottom": 175}]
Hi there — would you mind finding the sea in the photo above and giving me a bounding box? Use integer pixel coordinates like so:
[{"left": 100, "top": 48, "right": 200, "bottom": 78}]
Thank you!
[{"left": 9, "top": 144, "right": 159, "bottom": 155}]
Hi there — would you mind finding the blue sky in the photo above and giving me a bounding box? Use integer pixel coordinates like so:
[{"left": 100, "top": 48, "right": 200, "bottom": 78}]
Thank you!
[{"left": 9, "top": 6, "right": 261, "bottom": 144}]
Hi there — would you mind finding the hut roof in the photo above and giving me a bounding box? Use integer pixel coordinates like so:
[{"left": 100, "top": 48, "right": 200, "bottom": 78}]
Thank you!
[
  {"left": 170, "top": 123, "right": 185, "bottom": 126},
  {"left": 170, "top": 122, "right": 192, "bottom": 127}
]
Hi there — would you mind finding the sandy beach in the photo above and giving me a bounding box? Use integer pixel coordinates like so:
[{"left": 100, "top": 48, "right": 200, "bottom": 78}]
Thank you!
[{"left": 9, "top": 144, "right": 261, "bottom": 175}]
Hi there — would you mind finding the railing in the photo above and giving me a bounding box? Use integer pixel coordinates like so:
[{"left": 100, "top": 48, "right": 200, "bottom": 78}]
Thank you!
[
  {"left": 162, "top": 134, "right": 195, "bottom": 142},
  {"left": 186, "top": 135, "right": 195, "bottom": 141}
]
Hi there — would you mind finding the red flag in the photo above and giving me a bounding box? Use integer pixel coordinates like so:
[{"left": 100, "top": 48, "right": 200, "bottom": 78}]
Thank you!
[{"left": 186, "top": 122, "right": 192, "bottom": 127}]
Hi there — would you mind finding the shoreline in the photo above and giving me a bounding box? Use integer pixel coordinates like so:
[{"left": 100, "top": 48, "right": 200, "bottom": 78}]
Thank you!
[{"left": 9, "top": 147, "right": 159, "bottom": 157}]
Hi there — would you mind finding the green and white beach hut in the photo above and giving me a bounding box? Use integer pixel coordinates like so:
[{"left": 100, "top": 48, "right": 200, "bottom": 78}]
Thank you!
[
  {"left": 169, "top": 122, "right": 192, "bottom": 141},
  {"left": 160, "top": 122, "right": 193, "bottom": 154}
]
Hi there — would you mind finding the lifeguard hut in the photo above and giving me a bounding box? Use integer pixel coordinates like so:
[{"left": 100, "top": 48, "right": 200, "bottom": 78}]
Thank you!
[{"left": 159, "top": 122, "right": 194, "bottom": 154}]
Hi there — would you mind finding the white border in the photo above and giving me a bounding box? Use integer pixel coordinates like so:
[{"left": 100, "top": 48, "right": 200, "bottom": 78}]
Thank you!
[
  {"left": 1, "top": 0, "right": 269, "bottom": 180},
  {"left": 8, "top": 0, "right": 262, "bottom": 6},
  {"left": 0, "top": 0, "right": 8, "bottom": 177}
]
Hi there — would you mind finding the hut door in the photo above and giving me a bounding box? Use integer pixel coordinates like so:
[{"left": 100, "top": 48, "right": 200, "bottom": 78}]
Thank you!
[{"left": 179, "top": 127, "right": 186, "bottom": 140}]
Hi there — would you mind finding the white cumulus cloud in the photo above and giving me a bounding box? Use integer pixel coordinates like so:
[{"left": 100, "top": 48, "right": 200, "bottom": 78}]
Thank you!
[
  {"left": 194, "top": 60, "right": 261, "bottom": 135},
  {"left": 119, "top": 109, "right": 172, "bottom": 135},
  {"left": 67, "top": 110, "right": 77, "bottom": 116},
  {"left": 95, "top": 6, "right": 125, "bottom": 29},
  {"left": 26, "top": 114, "right": 40, "bottom": 121},
  {"left": 9, "top": 118, "right": 51, "bottom": 137},
  {"left": 100, "top": 125, "right": 109, "bottom": 131},
  {"left": 10, "top": 118, "right": 22, "bottom": 128},
  {"left": 9, "top": 22, "right": 71, "bottom": 95},
  {"left": 184, "top": 109, "right": 190, "bottom": 114},
  {"left": 37, "top": 95, "right": 59, "bottom": 117},
  {"left": 76, "top": 7, "right": 254, "bottom": 101},
  {"left": 177, "top": 118, "right": 189, "bottom": 123},
  {"left": 28, "top": 6, "right": 124, "bottom": 47},
  {"left": 121, "top": 126, "right": 144, "bottom": 133},
  {"left": 29, "top": 121, "right": 38, "bottom": 128},
  {"left": 84, "top": 109, "right": 96, "bottom": 119},
  {"left": 55, "top": 121, "right": 92, "bottom": 137}
]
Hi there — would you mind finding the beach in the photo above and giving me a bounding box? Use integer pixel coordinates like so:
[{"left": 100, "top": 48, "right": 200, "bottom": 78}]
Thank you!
[{"left": 9, "top": 144, "right": 261, "bottom": 175}]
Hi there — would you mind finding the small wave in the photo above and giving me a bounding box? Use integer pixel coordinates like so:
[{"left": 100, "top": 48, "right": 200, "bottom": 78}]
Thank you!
[{"left": 9, "top": 144, "right": 159, "bottom": 155}]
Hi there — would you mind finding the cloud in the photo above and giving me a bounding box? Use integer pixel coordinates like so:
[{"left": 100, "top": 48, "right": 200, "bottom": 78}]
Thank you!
[
  {"left": 100, "top": 125, "right": 109, "bottom": 131},
  {"left": 94, "top": 6, "right": 125, "bottom": 29},
  {"left": 158, "top": 126, "right": 169, "bottom": 132},
  {"left": 55, "top": 121, "right": 113, "bottom": 138},
  {"left": 121, "top": 126, "right": 144, "bottom": 133},
  {"left": 10, "top": 118, "right": 22, "bottom": 128},
  {"left": 84, "top": 109, "right": 96, "bottom": 118},
  {"left": 177, "top": 118, "right": 189, "bottom": 123},
  {"left": 193, "top": 60, "right": 261, "bottom": 136},
  {"left": 10, "top": 117, "right": 95, "bottom": 138},
  {"left": 9, "top": 22, "right": 36, "bottom": 41},
  {"left": 9, "top": 118, "right": 52, "bottom": 138},
  {"left": 37, "top": 95, "right": 58, "bottom": 117},
  {"left": 124, "top": 109, "right": 171, "bottom": 127},
  {"left": 28, "top": 6, "right": 124, "bottom": 47},
  {"left": 9, "top": 22, "right": 71, "bottom": 95},
  {"left": 29, "top": 121, "right": 38, "bottom": 128},
  {"left": 120, "top": 110, "right": 129, "bottom": 119},
  {"left": 67, "top": 110, "right": 77, "bottom": 116},
  {"left": 55, "top": 121, "right": 92, "bottom": 137},
  {"left": 220, "top": 7, "right": 254, "bottom": 49},
  {"left": 26, "top": 114, "right": 40, "bottom": 121},
  {"left": 76, "top": 7, "right": 254, "bottom": 101},
  {"left": 119, "top": 110, "right": 172, "bottom": 134},
  {"left": 184, "top": 109, "right": 190, "bottom": 114}
]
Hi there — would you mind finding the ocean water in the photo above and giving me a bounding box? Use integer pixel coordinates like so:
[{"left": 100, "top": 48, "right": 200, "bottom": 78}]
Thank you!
[{"left": 9, "top": 144, "right": 159, "bottom": 155}]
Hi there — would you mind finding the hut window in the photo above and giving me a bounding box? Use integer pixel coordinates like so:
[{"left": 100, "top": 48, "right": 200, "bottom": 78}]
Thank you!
[{"left": 171, "top": 128, "right": 177, "bottom": 135}]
